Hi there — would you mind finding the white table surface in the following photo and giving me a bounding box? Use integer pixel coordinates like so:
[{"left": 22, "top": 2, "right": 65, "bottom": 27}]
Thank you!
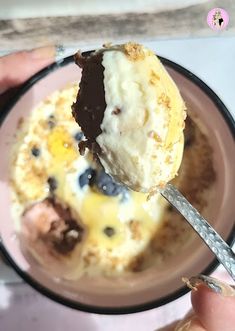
[{"left": 0, "top": 36, "right": 234, "bottom": 331}]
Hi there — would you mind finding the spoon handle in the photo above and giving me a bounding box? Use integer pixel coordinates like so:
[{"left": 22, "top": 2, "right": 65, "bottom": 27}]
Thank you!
[{"left": 160, "top": 184, "right": 235, "bottom": 281}]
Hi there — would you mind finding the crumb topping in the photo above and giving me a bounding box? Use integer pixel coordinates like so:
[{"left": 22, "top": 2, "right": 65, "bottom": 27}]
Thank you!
[
  {"left": 158, "top": 93, "right": 171, "bottom": 109},
  {"left": 149, "top": 70, "right": 160, "bottom": 85},
  {"left": 123, "top": 42, "right": 147, "bottom": 61},
  {"left": 129, "top": 220, "right": 142, "bottom": 241},
  {"left": 148, "top": 130, "right": 162, "bottom": 143}
]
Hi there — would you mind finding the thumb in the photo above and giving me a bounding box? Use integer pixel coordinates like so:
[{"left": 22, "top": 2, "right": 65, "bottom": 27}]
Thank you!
[
  {"left": 177, "top": 275, "right": 235, "bottom": 331},
  {"left": 191, "top": 275, "right": 235, "bottom": 331},
  {"left": 0, "top": 46, "right": 56, "bottom": 94}
]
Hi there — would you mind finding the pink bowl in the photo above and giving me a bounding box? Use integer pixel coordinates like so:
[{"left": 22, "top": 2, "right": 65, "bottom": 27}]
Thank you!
[{"left": 0, "top": 55, "right": 234, "bottom": 314}]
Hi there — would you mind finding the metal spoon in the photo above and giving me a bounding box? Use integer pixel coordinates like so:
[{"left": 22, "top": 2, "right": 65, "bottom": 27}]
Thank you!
[{"left": 160, "top": 184, "right": 235, "bottom": 281}]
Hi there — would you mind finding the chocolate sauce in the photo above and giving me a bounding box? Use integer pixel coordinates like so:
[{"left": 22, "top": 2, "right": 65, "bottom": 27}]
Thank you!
[
  {"left": 46, "top": 198, "right": 83, "bottom": 254},
  {"left": 72, "top": 52, "right": 106, "bottom": 146}
]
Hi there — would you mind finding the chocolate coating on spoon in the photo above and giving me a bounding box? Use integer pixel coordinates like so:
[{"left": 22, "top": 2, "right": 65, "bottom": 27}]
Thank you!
[{"left": 72, "top": 51, "right": 106, "bottom": 150}]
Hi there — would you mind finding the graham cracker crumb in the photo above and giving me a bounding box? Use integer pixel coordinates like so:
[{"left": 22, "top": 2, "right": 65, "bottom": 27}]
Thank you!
[
  {"left": 149, "top": 70, "right": 160, "bottom": 85},
  {"left": 129, "top": 254, "right": 145, "bottom": 272},
  {"left": 17, "top": 117, "right": 24, "bottom": 130},
  {"left": 143, "top": 109, "right": 149, "bottom": 125},
  {"left": 165, "top": 155, "right": 173, "bottom": 164},
  {"left": 123, "top": 42, "right": 146, "bottom": 61},
  {"left": 158, "top": 93, "right": 171, "bottom": 109},
  {"left": 148, "top": 130, "right": 162, "bottom": 143},
  {"left": 129, "top": 220, "right": 142, "bottom": 241},
  {"left": 158, "top": 181, "right": 166, "bottom": 188},
  {"left": 147, "top": 186, "right": 160, "bottom": 201}
]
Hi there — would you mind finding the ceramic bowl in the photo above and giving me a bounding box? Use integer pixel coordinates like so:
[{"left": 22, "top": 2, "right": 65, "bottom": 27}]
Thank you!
[{"left": 0, "top": 55, "right": 234, "bottom": 314}]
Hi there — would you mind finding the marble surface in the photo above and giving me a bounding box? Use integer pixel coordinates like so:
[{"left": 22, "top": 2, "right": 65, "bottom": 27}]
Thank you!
[
  {"left": 0, "top": 0, "right": 234, "bottom": 49},
  {"left": 0, "top": 0, "right": 208, "bottom": 19},
  {"left": 0, "top": 36, "right": 234, "bottom": 330}
]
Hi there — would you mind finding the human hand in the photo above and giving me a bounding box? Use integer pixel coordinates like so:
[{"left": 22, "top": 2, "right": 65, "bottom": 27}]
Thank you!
[
  {"left": 0, "top": 46, "right": 56, "bottom": 94},
  {"left": 161, "top": 275, "right": 235, "bottom": 331}
]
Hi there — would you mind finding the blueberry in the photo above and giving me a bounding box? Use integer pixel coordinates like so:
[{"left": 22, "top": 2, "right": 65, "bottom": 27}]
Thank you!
[
  {"left": 78, "top": 168, "right": 96, "bottom": 188},
  {"left": 47, "top": 176, "right": 58, "bottom": 192},
  {"left": 48, "top": 115, "right": 56, "bottom": 129},
  {"left": 31, "top": 146, "right": 40, "bottom": 157},
  {"left": 95, "top": 170, "right": 127, "bottom": 197},
  {"left": 74, "top": 131, "right": 84, "bottom": 142},
  {"left": 103, "top": 226, "right": 115, "bottom": 237},
  {"left": 48, "top": 120, "right": 55, "bottom": 129}
]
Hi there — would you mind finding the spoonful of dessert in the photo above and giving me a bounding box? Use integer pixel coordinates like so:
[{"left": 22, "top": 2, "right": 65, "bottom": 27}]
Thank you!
[{"left": 72, "top": 42, "right": 235, "bottom": 281}]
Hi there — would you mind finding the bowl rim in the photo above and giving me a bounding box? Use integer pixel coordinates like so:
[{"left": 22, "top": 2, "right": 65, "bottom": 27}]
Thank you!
[{"left": 0, "top": 54, "right": 234, "bottom": 315}]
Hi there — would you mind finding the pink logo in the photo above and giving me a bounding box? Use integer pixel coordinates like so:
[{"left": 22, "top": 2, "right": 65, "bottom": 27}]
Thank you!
[{"left": 207, "top": 8, "right": 229, "bottom": 30}]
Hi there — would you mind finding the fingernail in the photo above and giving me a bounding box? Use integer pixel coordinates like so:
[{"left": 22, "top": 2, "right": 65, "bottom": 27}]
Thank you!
[
  {"left": 30, "top": 45, "right": 56, "bottom": 60},
  {"left": 182, "top": 274, "right": 235, "bottom": 297}
]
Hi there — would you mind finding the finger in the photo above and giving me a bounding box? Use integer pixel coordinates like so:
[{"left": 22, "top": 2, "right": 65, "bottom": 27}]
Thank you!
[
  {"left": 185, "top": 275, "right": 235, "bottom": 331},
  {"left": 0, "top": 46, "right": 56, "bottom": 94}
]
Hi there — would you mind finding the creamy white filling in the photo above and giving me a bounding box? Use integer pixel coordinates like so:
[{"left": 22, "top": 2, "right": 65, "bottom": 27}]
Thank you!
[{"left": 96, "top": 49, "right": 184, "bottom": 192}]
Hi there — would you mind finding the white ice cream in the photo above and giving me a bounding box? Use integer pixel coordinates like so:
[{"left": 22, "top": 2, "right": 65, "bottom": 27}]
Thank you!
[{"left": 96, "top": 43, "right": 186, "bottom": 192}]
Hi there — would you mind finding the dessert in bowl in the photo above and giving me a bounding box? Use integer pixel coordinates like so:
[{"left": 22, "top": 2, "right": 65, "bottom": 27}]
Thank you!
[
  {"left": 72, "top": 43, "right": 186, "bottom": 192},
  {"left": 0, "top": 50, "right": 234, "bottom": 313}
]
